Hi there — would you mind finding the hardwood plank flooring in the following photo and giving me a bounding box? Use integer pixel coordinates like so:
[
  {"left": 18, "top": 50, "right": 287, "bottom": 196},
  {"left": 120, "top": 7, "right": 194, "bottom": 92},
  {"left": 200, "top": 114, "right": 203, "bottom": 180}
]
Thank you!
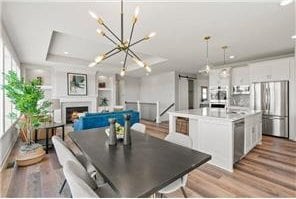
[{"left": 1, "top": 120, "right": 295, "bottom": 198}]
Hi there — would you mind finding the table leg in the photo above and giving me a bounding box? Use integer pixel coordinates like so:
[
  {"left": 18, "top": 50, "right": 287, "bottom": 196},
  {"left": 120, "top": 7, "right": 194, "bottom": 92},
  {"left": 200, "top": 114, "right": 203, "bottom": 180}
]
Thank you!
[
  {"left": 62, "top": 125, "right": 65, "bottom": 141},
  {"left": 34, "top": 129, "right": 38, "bottom": 142},
  {"left": 46, "top": 128, "right": 49, "bottom": 154}
]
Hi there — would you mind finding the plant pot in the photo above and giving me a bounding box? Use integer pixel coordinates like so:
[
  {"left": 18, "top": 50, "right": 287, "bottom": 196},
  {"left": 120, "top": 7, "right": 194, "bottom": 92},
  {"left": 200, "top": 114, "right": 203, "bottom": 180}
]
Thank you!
[{"left": 16, "top": 144, "right": 45, "bottom": 167}]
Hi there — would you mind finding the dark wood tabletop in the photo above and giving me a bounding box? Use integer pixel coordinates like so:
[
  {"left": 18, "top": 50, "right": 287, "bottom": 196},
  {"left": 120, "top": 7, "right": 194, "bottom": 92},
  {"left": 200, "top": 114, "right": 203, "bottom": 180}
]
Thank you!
[{"left": 69, "top": 128, "right": 211, "bottom": 198}]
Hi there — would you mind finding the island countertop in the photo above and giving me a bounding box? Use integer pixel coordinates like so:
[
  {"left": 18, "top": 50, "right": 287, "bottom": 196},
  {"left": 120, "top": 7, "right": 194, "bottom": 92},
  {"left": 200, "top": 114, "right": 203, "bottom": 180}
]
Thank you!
[{"left": 168, "top": 108, "right": 261, "bottom": 122}]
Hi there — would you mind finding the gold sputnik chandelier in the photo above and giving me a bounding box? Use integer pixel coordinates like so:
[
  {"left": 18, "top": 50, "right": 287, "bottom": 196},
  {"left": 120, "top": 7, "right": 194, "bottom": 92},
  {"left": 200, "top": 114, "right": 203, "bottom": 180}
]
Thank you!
[{"left": 88, "top": 0, "right": 156, "bottom": 76}]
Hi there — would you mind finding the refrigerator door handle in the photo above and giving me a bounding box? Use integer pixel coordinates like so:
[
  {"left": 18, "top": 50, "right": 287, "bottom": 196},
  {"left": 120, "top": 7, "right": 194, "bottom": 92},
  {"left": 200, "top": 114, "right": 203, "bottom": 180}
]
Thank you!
[
  {"left": 265, "top": 86, "right": 268, "bottom": 111},
  {"left": 268, "top": 84, "right": 271, "bottom": 111}
]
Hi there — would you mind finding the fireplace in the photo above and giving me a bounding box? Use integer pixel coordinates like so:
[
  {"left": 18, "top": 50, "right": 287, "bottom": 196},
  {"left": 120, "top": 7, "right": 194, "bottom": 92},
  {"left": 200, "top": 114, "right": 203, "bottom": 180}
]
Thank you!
[{"left": 65, "top": 106, "right": 88, "bottom": 124}]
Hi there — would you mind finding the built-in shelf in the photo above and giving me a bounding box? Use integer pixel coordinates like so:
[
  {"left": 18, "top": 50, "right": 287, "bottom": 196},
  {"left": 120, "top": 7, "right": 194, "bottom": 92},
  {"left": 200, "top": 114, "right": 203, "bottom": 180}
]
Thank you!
[
  {"left": 98, "top": 88, "right": 112, "bottom": 91},
  {"left": 38, "top": 85, "right": 52, "bottom": 90}
]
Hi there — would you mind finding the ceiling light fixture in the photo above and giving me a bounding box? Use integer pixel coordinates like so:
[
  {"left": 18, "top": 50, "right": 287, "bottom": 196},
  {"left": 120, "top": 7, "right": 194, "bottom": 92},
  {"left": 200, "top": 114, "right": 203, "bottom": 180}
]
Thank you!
[
  {"left": 199, "top": 36, "right": 211, "bottom": 74},
  {"left": 88, "top": 0, "right": 155, "bottom": 76},
  {"left": 120, "top": 68, "right": 126, "bottom": 77},
  {"left": 229, "top": 55, "right": 235, "bottom": 59},
  {"left": 280, "top": 0, "right": 293, "bottom": 6},
  {"left": 220, "top": 46, "right": 230, "bottom": 78},
  {"left": 64, "top": 51, "right": 69, "bottom": 55},
  {"left": 291, "top": 35, "right": 296, "bottom": 39}
]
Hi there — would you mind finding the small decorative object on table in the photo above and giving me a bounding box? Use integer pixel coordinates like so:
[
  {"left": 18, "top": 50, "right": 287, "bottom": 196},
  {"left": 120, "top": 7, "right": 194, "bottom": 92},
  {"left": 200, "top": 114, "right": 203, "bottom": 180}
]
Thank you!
[
  {"left": 123, "top": 114, "right": 131, "bottom": 146},
  {"left": 108, "top": 118, "right": 117, "bottom": 146}
]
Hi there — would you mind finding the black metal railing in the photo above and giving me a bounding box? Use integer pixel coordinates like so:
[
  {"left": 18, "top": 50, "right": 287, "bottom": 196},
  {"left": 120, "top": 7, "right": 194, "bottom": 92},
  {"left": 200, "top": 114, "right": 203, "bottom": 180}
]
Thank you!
[{"left": 154, "top": 102, "right": 175, "bottom": 122}]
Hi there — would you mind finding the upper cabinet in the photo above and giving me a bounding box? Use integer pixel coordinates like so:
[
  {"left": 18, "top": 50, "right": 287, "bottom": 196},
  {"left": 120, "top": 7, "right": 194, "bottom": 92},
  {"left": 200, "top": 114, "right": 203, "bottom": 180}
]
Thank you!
[
  {"left": 209, "top": 68, "right": 231, "bottom": 88},
  {"left": 249, "top": 58, "right": 290, "bottom": 82},
  {"left": 231, "top": 66, "right": 250, "bottom": 86}
]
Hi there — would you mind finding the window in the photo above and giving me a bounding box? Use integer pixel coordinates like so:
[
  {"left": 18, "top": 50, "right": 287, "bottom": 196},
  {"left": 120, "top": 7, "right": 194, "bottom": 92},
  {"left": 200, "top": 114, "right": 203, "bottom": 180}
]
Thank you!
[
  {"left": 0, "top": 39, "right": 21, "bottom": 137},
  {"left": 4, "top": 46, "right": 12, "bottom": 132},
  {"left": 0, "top": 39, "right": 3, "bottom": 135},
  {"left": 201, "top": 86, "right": 208, "bottom": 102}
]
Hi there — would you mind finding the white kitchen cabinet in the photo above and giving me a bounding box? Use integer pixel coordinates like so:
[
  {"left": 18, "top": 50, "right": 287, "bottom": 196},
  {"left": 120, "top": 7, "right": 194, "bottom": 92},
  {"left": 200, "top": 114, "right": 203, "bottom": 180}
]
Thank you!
[
  {"left": 244, "top": 113, "right": 262, "bottom": 154},
  {"left": 232, "top": 66, "right": 250, "bottom": 86},
  {"left": 249, "top": 58, "right": 290, "bottom": 82}
]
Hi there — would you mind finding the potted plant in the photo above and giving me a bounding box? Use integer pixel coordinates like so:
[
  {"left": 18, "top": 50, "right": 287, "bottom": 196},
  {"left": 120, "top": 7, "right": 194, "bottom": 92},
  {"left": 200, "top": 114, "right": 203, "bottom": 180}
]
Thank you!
[
  {"left": 2, "top": 71, "right": 51, "bottom": 153},
  {"left": 100, "top": 97, "right": 109, "bottom": 106}
]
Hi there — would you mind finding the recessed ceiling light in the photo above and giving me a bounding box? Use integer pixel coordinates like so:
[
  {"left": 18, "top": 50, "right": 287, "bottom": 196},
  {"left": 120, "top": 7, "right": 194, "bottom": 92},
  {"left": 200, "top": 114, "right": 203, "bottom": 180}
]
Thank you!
[
  {"left": 229, "top": 55, "right": 235, "bottom": 59},
  {"left": 280, "top": 0, "right": 293, "bottom": 6},
  {"left": 291, "top": 35, "right": 296, "bottom": 39},
  {"left": 64, "top": 51, "right": 69, "bottom": 55}
]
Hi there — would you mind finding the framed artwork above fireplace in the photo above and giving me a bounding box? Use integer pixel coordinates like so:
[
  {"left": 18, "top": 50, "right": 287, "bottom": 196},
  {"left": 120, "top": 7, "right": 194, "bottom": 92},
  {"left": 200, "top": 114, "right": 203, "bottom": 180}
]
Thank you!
[{"left": 67, "top": 73, "right": 87, "bottom": 96}]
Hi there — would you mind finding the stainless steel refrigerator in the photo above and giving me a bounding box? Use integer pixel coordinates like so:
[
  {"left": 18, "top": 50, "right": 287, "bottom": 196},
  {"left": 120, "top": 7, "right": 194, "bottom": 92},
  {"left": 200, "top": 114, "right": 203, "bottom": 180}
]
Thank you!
[{"left": 251, "top": 81, "right": 289, "bottom": 138}]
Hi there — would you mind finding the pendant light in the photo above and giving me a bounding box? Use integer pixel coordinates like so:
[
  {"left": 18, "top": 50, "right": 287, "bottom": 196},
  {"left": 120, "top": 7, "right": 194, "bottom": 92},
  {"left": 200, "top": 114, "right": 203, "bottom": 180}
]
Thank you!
[
  {"left": 220, "top": 46, "right": 229, "bottom": 78},
  {"left": 205, "top": 36, "right": 211, "bottom": 73},
  {"left": 199, "top": 36, "right": 211, "bottom": 73}
]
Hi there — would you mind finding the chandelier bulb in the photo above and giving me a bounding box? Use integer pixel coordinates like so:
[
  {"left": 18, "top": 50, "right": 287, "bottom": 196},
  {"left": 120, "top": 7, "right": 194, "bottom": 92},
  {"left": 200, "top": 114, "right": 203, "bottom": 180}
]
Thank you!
[
  {"left": 146, "top": 32, "right": 156, "bottom": 39},
  {"left": 134, "top": 6, "right": 140, "bottom": 20},
  {"left": 96, "top": 28, "right": 105, "bottom": 36},
  {"left": 88, "top": 62, "right": 97, "bottom": 67},
  {"left": 145, "top": 65, "right": 152, "bottom": 73},
  {"left": 133, "top": 58, "right": 145, "bottom": 67},
  {"left": 88, "top": 10, "right": 98, "bottom": 20},
  {"left": 95, "top": 55, "right": 105, "bottom": 63}
]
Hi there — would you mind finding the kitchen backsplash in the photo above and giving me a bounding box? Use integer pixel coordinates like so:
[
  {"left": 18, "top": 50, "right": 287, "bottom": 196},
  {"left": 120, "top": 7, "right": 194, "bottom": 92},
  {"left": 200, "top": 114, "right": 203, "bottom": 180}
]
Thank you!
[{"left": 230, "top": 94, "right": 250, "bottom": 107}]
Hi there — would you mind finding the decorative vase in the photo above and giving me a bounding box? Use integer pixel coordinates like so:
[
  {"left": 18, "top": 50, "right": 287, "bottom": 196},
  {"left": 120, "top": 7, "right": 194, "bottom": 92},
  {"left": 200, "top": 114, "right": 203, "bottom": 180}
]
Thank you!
[
  {"left": 123, "top": 114, "right": 131, "bottom": 146},
  {"left": 108, "top": 118, "right": 117, "bottom": 146}
]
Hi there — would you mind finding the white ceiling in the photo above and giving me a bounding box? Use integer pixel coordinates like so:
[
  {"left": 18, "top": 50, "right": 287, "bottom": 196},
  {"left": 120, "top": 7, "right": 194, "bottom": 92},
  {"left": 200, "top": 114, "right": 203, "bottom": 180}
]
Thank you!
[{"left": 2, "top": 1, "right": 295, "bottom": 77}]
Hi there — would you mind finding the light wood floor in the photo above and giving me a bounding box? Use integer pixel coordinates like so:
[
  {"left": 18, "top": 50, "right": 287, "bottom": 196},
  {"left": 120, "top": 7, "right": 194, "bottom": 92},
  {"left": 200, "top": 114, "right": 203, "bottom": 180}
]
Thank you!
[{"left": 1, "top": 120, "right": 296, "bottom": 198}]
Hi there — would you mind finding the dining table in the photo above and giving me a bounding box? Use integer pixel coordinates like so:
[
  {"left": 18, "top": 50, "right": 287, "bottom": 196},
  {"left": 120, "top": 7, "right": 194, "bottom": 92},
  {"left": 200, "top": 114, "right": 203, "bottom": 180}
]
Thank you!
[{"left": 69, "top": 128, "right": 211, "bottom": 198}]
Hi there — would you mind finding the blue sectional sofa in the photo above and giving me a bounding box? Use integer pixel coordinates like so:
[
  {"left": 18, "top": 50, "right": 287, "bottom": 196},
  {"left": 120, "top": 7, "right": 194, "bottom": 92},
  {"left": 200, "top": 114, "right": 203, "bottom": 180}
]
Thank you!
[{"left": 73, "top": 110, "right": 140, "bottom": 132}]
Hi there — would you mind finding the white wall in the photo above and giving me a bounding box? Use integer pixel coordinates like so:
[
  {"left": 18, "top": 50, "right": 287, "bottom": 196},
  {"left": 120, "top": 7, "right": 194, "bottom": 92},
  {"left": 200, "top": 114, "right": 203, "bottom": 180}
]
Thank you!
[
  {"left": 0, "top": 21, "right": 20, "bottom": 170},
  {"left": 140, "top": 71, "right": 176, "bottom": 120},
  {"left": 123, "top": 77, "right": 141, "bottom": 102}
]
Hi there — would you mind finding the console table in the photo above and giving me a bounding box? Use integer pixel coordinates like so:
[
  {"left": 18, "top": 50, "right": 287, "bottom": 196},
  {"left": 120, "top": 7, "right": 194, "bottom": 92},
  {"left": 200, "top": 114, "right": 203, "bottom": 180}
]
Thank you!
[{"left": 34, "top": 122, "right": 65, "bottom": 153}]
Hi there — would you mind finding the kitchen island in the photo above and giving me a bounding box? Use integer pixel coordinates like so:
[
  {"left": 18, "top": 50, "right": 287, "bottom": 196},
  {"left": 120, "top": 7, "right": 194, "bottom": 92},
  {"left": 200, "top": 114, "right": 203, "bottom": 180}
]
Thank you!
[{"left": 168, "top": 108, "right": 262, "bottom": 172}]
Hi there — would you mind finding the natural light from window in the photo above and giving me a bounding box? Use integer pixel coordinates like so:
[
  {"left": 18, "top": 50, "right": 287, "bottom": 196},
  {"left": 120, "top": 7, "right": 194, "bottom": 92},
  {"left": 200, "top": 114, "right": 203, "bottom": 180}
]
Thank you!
[{"left": 0, "top": 38, "right": 21, "bottom": 137}]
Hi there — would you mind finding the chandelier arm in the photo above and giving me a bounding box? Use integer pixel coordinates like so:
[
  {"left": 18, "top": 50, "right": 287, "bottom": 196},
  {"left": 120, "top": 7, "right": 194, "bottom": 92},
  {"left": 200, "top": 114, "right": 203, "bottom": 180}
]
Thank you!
[
  {"left": 129, "top": 38, "right": 146, "bottom": 48},
  {"left": 103, "top": 33, "right": 119, "bottom": 46},
  {"left": 102, "top": 23, "right": 122, "bottom": 44},
  {"left": 123, "top": 22, "right": 136, "bottom": 69},
  {"left": 127, "top": 49, "right": 142, "bottom": 61},
  {"left": 105, "top": 47, "right": 119, "bottom": 56},
  {"left": 104, "top": 49, "right": 122, "bottom": 60}
]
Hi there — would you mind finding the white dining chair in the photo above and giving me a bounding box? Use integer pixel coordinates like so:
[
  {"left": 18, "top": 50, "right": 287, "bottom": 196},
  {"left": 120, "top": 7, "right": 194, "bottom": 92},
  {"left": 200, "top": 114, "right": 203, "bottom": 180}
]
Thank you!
[
  {"left": 52, "top": 136, "right": 104, "bottom": 194},
  {"left": 63, "top": 160, "right": 99, "bottom": 198},
  {"left": 131, "top": 123, "right": 146, "bottom": 134},
  {"left": 63, "top": 160, "right": 118, "bottom": 198},
  {"left": 158, "top": 133, "right": 193, "bottom": 198}
]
